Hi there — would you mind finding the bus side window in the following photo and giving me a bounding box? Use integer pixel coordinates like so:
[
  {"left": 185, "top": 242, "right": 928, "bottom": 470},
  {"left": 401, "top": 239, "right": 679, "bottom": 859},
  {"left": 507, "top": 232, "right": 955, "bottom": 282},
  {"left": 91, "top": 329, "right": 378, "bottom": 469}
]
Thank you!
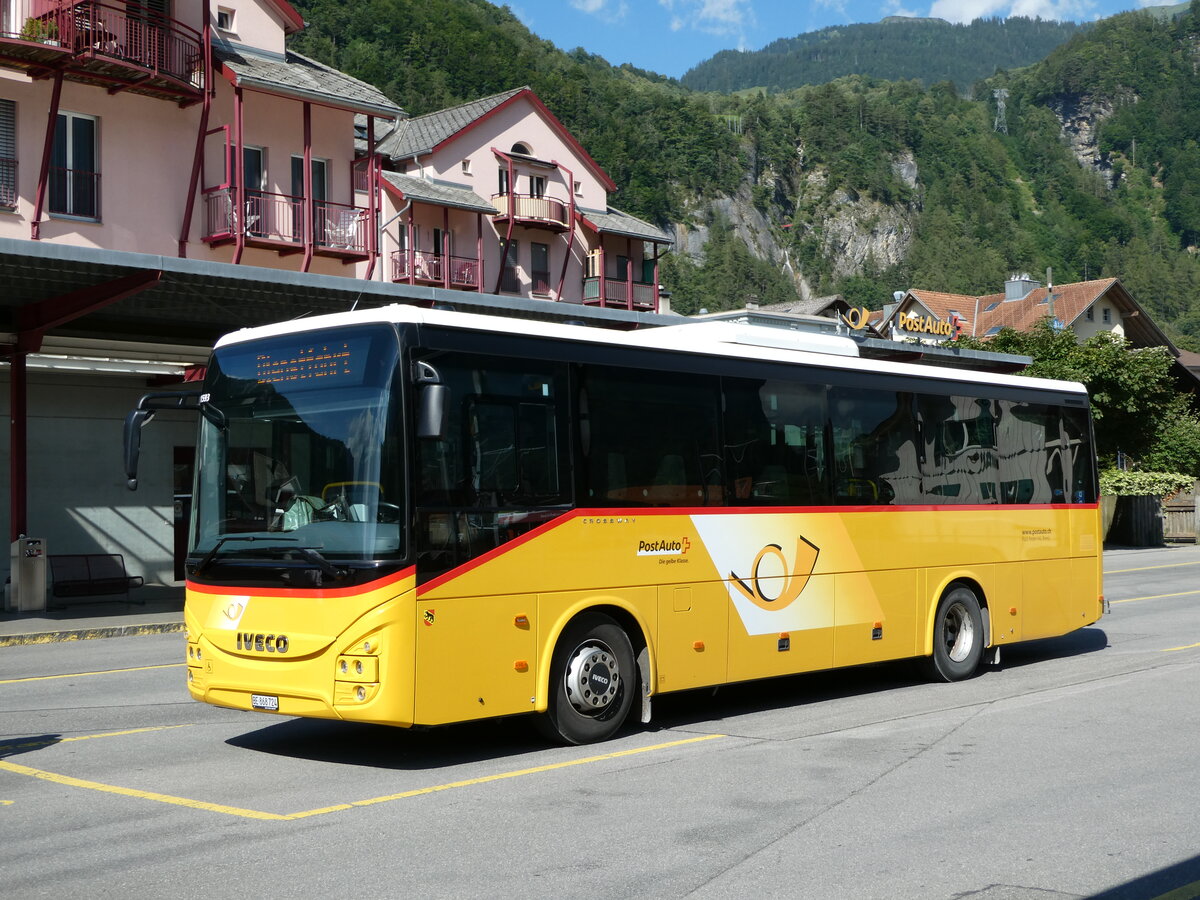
[
  {"left": 581, "top": 367, "right": 720, "bottom": 507},
  {"left": 1061, "top": 406, "right": 1096, "bottom": 503},
  {"left": 996, "top": 401, "right": 1061, "bottom": 504},
  {"left": 723, "top": 377, "right": 828, "bottom": 506},
  {"left": 917, "top": 394, "right": 999, "bottom": 504},
  {"left": 830, "top": 388, "right": 920, "bottom": 505}
]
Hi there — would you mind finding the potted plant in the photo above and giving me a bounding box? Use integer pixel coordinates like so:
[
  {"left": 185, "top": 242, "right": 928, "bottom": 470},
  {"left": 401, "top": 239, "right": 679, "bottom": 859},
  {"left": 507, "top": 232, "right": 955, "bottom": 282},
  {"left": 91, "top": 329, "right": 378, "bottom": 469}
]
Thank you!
[{"left": 20, "top": 17, "right": 60, "bottom": 46}]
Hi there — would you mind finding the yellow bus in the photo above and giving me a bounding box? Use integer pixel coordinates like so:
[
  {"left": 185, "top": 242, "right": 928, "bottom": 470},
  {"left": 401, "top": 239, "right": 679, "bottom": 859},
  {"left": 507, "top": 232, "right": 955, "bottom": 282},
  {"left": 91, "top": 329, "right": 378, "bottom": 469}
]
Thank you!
[{"left": 126, "top": 306, "right": 1104, "bottom": 744}]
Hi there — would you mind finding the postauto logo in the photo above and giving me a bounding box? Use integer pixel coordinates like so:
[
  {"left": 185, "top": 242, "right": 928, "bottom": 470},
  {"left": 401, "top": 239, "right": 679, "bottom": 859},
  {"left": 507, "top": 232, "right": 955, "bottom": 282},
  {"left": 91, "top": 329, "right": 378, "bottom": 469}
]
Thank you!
[
  {"left": 636, "top": 537, "right": 690, "bottom": 556},
  {"left": 730, "top": 536, "right": 820, "bottom": 612}
]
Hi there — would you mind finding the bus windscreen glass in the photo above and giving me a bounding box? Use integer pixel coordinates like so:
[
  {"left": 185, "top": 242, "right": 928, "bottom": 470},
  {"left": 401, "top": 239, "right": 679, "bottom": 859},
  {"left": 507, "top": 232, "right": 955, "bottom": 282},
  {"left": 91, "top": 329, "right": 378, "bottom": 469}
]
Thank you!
[{"left": 191, "top": 325, "right": 404, "bottom": 565}]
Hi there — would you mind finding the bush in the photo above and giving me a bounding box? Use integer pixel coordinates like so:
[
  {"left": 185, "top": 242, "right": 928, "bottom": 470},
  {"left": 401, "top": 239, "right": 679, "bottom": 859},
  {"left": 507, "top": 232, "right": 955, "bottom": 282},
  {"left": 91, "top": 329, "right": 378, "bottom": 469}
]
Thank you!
[{"left": 1099, "top": 469, "right": 1195, "bottom": 499}]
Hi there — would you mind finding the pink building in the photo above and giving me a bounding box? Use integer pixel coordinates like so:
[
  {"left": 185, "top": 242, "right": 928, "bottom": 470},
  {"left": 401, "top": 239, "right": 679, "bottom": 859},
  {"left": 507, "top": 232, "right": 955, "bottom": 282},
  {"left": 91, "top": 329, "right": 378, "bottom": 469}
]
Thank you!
[
  {"left": 0, "top": 0, "right": 400, "bottom": 273},
  {"left": 368, "top": 87, "right": 673, "bottom": 312}
]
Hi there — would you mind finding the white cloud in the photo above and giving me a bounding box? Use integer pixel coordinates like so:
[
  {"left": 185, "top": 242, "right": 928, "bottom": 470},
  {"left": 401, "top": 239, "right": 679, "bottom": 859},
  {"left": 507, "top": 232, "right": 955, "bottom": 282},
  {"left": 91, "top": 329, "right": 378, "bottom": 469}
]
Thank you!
[
  {"left": 882, "top": 0, "right": 921, "bottom": 17},
  {"left": 570, "top": 0, "right": 629, "bottom": 20},
  {"left": 658, "top": 0, "right": 756, "bottom": 37},
  {"left": 927, "top": 0, "right": 1097, "bottom": 23}
]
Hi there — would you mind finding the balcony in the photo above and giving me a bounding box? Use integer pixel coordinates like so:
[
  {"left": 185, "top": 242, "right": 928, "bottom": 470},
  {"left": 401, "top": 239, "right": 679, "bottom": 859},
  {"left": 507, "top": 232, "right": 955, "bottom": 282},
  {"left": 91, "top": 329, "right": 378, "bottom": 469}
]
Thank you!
[
  {"left": 491, "top": 192, "right": 570, "bottom": 232},
  {"left": 0, "top": 1, "right": 204, "bottom": 104},
  {"left": 391, "top": 250, "right": 481, "bottom": 290},
  {"left": 583, "top": 275, "right": 658, "bottom": 312},
  {"left": 202, "top": 187, "right": 368, "bottom": 260}
]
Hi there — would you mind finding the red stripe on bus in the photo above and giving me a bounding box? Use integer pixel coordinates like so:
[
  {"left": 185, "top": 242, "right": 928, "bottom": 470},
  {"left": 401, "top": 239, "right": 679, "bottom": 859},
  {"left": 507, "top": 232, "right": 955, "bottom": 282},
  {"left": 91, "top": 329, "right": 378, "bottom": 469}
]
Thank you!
[
  {"left": 415, "top": 503, "right": 1098, "bottom": 594},
  {"left": 187, "top": 565, "right": 416, "bottom": 599}
]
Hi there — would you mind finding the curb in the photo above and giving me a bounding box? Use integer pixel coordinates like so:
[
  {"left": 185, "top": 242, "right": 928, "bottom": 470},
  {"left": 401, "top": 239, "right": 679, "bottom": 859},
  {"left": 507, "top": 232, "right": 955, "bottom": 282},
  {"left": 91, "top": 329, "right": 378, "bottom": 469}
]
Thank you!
[{"left": 0, "top": 621, "right": 186, "bottom": 647}]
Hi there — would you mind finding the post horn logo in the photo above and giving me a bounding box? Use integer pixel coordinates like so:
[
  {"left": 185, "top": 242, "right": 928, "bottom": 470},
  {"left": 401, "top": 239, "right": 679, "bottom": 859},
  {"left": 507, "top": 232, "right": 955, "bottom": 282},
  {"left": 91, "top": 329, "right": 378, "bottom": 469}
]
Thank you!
[
  {"left": 730, "top": 537, "right": 820, "bottom": 612},
  {"left": 841, "top": 307, "right": 871, "bottom": 330}
]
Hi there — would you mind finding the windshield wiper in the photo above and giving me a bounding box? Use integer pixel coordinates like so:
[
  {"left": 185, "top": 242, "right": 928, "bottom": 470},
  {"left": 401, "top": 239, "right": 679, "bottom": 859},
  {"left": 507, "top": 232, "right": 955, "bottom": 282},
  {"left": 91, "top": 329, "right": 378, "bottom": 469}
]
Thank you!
[
  {"left": 287, "top": 546, "right": 350, "bottom": 581},
  {"left": 193, "top": 535, "right": 298, "bottom": 575}
]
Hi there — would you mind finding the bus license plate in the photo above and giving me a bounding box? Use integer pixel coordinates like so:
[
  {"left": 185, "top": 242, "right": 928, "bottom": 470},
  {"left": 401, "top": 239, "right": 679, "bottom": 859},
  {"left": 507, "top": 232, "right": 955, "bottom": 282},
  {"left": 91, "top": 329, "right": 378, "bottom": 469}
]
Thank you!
[{"left": 250, "top": 694, "right": 279, "bottom": 711}]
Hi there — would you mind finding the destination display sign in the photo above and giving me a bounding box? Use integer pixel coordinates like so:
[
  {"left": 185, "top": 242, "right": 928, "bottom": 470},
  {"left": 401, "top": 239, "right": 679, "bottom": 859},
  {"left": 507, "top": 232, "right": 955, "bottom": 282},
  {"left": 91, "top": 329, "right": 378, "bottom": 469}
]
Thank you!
[{"left": 253, "top": 338, "right": 367, "bottom": 387}]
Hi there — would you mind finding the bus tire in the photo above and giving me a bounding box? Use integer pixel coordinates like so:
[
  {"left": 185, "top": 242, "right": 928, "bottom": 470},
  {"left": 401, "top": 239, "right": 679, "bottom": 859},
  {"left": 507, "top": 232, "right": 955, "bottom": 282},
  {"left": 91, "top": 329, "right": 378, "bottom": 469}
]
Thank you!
[
  {"left": 924, "top": 583, "right": 984, "bottom": 682},
  {"left": 537, "top": 613, "right": 637, "bottom": 745}
]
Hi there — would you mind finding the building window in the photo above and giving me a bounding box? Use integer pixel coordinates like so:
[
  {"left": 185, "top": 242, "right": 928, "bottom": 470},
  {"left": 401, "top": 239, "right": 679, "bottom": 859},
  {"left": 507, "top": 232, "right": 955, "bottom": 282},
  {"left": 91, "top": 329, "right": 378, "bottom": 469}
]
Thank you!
[
  {"left": 50, "top": 112, "right": 98, "bottom": 219},
  {"left": 461, "top": 159, "right": 472, "bottom": 175},
  {"left": 498, "top": 168, "right": 509, "bottom": 196},
  {"left": 501, "top": 240, "right": 520, "bottom": 293},
  {"left": 291, "top": 155, "right": 330, "bottom": 243},
  {"left": 511, "top": 142, "right": 531, "bottom": 156},
  {"left": 531, "top": 242, "right": 550, "bottom": 295},
  {"left": 433, "top": 227, "right": 445, "bottom": 257},
  {"left": 216, "top": 7, "right": 234, "bottom": 30},
  {"left": 1103, "top": 307, "right": 1112, "bottom": 324},
  {"left": 529, "top": 175, "right": 545, "bottom": 198},
  {"left": 574, "top": 180, "right": 582, "bottom": 197},
  {"left": 0, "top": 99, "right": 15, "bottom": 210}
]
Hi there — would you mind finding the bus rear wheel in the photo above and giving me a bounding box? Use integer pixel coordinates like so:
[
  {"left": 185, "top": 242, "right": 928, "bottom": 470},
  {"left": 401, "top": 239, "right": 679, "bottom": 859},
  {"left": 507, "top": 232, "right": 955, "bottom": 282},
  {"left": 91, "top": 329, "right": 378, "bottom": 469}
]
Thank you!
[
  {"left": 924, "top": 584, "right": 984, "bottom": 682},
  {"left": 538, "top": 613, "right": 637, "bottom": 745}
]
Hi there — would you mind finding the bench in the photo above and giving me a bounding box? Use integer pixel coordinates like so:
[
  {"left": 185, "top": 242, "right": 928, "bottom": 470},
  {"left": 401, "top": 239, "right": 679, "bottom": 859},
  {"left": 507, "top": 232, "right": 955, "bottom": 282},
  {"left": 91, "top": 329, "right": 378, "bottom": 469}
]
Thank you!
[{"left": 49, "top": 554, "right": 144, "bottom": 604}]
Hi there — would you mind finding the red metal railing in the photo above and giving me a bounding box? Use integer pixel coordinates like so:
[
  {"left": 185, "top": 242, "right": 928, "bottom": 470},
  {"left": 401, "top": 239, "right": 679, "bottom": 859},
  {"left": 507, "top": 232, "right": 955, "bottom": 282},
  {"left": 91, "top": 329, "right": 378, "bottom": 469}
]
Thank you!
[
  {"left": 48, "top": 165, "right": 99, "bottom": 218},
  {"left": 391, "top": 251, "right": 479, "bottom": 288},
  {"left": 583, "top": 275, "right": 658, "bottom": 310},
  {"left": 203, "top": 188, "right": 367, "bottom": 254},
  {"left": 491, "top": 192, "right": 569, "bottom": 228},
  {"left": 0, "top": 158, "right": 16, "bottom": 208},
  {"left": 25, "top": 0, "right": 203, "bottom": 89}
]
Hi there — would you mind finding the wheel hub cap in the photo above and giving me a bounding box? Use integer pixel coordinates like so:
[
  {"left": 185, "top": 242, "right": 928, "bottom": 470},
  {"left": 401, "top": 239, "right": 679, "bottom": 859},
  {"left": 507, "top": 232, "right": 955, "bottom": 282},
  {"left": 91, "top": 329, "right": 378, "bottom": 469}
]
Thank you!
[{"left": 565, "top": 643, "right": 619, "bottom": 713}]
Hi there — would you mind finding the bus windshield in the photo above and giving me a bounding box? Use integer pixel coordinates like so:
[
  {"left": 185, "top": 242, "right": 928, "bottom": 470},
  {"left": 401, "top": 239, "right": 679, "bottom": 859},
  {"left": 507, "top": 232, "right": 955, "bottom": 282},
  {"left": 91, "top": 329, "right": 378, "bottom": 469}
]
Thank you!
[{"left": 191, "top": 324, "right": 404, "bottom": 567}]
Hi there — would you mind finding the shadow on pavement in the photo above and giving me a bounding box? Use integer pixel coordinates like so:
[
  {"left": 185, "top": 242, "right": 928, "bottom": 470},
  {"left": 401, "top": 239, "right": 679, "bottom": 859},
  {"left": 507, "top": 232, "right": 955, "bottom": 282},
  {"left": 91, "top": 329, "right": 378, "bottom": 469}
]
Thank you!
[
  {"left": 223, "top": 626, "right": 1112, "bottom": 767},
  {"left": 0, "top": 734, "right": 63, "bottom": 759},
  {"left": 1090, "top": 851, "right": 1200, "bottom": 899}
]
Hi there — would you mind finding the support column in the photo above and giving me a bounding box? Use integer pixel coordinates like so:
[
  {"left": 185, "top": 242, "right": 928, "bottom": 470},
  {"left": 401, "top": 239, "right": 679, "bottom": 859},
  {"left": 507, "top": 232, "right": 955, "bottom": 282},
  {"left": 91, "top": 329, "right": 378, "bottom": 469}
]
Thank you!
[
  {"left": 301, "top": 102, "right": 314, "bottom": 272},
  {"left": 31, "top": 71, "right": 64, "bottom": 241},
  {"left": 9, "top": 348, "right": 27, "bottom": 541}
]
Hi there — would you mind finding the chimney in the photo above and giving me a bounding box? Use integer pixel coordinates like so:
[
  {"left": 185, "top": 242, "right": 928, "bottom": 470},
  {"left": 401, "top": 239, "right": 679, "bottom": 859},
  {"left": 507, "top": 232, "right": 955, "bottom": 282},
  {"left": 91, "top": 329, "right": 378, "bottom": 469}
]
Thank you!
[{"left": 1005, "top": 273, "right": 1040, "bottom": 301}]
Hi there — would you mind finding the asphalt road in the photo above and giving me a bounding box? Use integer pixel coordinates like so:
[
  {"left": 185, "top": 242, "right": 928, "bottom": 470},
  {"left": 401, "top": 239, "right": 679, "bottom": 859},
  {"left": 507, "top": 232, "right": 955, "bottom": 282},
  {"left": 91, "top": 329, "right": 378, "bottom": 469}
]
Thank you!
[{"left": 2, "top": 544, "right": 1199, "bottom": 899}]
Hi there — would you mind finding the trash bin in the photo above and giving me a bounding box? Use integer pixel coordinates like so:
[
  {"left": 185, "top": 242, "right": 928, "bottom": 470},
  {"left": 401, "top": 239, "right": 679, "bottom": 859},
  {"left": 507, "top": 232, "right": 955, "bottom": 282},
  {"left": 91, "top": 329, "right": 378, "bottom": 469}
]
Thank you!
[{"left": 10, "top": 537, "right": 47, "bottom": 613}]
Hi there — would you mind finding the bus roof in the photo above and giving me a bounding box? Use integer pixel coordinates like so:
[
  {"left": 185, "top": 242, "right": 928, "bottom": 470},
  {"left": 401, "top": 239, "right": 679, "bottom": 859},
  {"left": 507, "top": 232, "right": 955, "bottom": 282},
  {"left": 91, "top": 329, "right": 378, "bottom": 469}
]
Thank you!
[{"left": 214, "top": 304, "right": 1088, "bottom": 396}]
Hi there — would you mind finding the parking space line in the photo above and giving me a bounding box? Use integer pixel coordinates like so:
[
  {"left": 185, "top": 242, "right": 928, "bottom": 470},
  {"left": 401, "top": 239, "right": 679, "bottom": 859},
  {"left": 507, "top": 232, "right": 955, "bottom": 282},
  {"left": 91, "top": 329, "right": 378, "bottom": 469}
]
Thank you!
[
  {"left": 0, "top": 664, "right": 185, "bottom": 685},
  {"left": 1111, "top": 590, "right": 1200, "bottom": 605},
  {"left": 1105, "top": 561, "right": 1200, "bottom": 574},
  {"left": 1162, "top": 642, "right": 1200, "bottom": 653},
  {"left": 0, "top": 731, "right": 725, "bottom": 821},
  {"left": 0, "top": 725, "right": 191, "bottom": 755}
]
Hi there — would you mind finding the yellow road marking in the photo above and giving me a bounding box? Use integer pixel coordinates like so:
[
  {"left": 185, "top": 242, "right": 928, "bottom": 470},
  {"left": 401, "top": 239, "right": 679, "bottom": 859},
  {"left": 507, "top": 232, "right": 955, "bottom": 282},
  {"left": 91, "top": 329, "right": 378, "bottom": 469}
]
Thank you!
[
  {"left": 1105, "top": 560, "right": 1200, "bottom": 574},
  {"left": 288, "top": 733, "right": 727, "bottom": 818},
  {"left": 1163, "top": 642, "right": 1200, "bottom": 653},
  {"left": 0, "top": 800, "right": 13, "bottom": 806},
  {"left": 1111, "top": 590, "right": 1200, "bottom": 605},
  {"left": 0, "top": 663, "right": 185, "bottom": 685},
  {"left": 0, "top": 732, "right": 725, "bottom": 821},
  {"left": 0, "top": 726, "right": 191, "bottom": 755}
]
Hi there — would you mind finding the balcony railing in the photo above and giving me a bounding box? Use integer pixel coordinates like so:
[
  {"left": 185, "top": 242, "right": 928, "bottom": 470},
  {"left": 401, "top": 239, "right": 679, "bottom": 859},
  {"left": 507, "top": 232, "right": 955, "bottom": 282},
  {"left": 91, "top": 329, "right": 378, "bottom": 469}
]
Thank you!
[
  {"left": 4, "top": 1, "right": 204, "bottom": 95},
  {"left": 203, "top": 187, "right": 368, "bottom": 256},
  {"left": 583, "top": 275, "right": 658, "bottom": 311},
  {"left": 491, "top": 193, "right": 569, "bottom": 230},
  {"left": 392, "top": 251, "right": 480, "bottom": 289},
  {"left": 0, "top": 157, "right": 16, "bottom": 208},
  {"left": 49, "top": 165, "right": 100, "bottom": 218}
]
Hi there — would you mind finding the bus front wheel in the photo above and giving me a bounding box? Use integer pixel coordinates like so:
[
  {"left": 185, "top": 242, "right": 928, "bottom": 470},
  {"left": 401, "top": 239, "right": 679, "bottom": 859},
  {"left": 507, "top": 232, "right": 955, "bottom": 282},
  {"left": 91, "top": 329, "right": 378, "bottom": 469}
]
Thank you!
[
  {"left": 538, "top": 613, "right": 637, "bottom": 745},
  {"left": 924, "top": 584, "right": 984, "bottom": 682}
]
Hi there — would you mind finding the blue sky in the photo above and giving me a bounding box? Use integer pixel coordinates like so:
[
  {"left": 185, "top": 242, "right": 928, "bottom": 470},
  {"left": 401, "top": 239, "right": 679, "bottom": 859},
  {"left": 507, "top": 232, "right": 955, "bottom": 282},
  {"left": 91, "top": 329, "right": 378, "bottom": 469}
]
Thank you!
[{"left": 509, "top": 0, "right": 1163, "bottom": 79}]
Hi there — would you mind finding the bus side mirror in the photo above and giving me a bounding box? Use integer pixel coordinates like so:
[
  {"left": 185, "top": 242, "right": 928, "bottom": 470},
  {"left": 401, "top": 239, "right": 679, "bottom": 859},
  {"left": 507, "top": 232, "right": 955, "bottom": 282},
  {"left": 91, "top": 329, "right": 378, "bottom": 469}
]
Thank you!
[
  {"left": 417, "top": 384, "right": 448, "bottom": 440},
  {"left": 123, "top": 408, "right": 156, "bottom": 490}
]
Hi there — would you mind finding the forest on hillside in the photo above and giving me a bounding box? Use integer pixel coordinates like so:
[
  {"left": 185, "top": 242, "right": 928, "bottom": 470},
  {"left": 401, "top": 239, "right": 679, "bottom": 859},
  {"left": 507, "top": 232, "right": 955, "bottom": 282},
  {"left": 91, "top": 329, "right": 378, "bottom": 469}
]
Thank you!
[
  {"left": 289, "top": 0, "right": 1200, "bottom": 350},
  {"left": 680, "top": 17, "right": 1087, "bottom": 94}
]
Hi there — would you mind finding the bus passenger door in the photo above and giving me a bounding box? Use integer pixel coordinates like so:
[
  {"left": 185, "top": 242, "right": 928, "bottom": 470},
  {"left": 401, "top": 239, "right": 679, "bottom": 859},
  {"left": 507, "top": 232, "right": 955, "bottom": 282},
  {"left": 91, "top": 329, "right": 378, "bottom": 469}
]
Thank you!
[{"left": 655, "top": 583, "right": 728, "bottom": 693}]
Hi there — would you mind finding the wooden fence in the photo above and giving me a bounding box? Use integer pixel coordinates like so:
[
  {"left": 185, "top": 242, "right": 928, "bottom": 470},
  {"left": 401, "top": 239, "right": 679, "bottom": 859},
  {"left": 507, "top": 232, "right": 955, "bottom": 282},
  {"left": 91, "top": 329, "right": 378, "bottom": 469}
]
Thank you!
[{"left": 1102, "top": 481, "right": 1199, "bottom": 546}]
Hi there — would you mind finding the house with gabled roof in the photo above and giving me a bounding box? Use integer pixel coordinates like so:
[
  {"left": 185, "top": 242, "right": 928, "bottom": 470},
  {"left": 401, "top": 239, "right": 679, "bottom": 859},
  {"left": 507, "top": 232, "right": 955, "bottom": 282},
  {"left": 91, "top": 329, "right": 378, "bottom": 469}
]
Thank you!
[
  {"left": 883, "top": 276, "right": 1178, "bottom": 350},
  {"left": 363, "top": 86, "right": 674, "bottom": 311},
  {"left": 1, "top": 0, "right": 402, "bottom": 273}
]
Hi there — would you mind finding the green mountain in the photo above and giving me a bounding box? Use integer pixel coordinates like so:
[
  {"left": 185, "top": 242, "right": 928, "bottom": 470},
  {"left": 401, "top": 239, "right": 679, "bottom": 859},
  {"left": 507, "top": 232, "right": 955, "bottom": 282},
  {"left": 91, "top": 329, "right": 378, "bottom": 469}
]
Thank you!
[
  {"left": 288, "top": 0, "right": 1200, "bottom": 350},
  {"left": 680, "top": 17, "right": 1088, "bottom": 94}
]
